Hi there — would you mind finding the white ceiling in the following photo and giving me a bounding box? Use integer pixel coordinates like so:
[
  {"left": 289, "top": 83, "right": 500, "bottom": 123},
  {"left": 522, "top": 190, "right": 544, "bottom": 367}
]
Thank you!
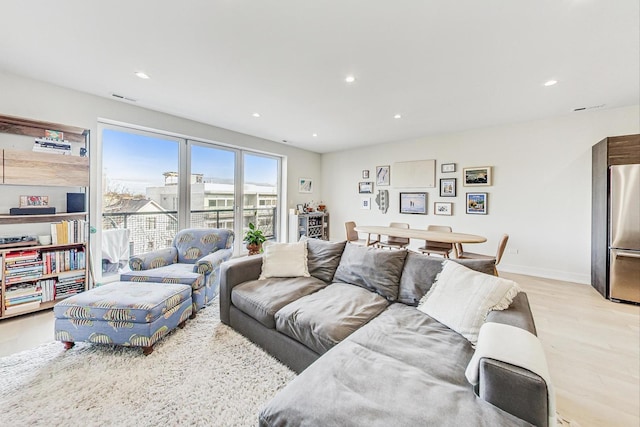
[{"left": 1, "top": 1, "right": 638, "bottom": 153}]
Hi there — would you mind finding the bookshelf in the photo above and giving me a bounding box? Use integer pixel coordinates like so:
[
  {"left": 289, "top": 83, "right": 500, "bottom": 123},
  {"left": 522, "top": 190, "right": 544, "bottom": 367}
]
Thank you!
[
  {"left": 0, "top": 114, "right": 90, "bottom": 320},
  {"left": 289, "top": 212, "right": 329, "bottom": 242}
]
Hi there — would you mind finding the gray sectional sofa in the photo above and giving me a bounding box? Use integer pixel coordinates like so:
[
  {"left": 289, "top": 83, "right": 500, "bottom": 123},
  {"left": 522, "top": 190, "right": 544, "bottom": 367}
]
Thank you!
[{"left": 219, "top": 237, "right": 550, "bottom": 426}]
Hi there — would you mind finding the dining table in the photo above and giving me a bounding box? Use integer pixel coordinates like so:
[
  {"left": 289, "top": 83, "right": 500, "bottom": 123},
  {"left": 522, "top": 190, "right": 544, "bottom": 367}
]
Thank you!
[{"left": 354, "top": 225, "right": 487, "bottom": 258}]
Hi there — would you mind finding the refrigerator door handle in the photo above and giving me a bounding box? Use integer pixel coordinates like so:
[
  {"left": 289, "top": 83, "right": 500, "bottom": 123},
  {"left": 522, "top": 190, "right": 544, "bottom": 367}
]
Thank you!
[{"left": 616, "top": 252, "right": 640, "bottom": 259}]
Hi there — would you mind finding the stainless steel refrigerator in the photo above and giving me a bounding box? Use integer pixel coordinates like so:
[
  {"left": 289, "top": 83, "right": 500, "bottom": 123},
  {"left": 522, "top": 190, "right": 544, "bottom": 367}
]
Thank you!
[{"left": 608, "top": 164, "right": 640, "bottom": 303}]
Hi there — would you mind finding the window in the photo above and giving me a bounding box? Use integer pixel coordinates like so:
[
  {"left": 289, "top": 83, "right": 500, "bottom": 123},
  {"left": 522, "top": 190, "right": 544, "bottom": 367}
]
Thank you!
[{"left": 100, "top": 124, "right": 282, "bottom": 278}]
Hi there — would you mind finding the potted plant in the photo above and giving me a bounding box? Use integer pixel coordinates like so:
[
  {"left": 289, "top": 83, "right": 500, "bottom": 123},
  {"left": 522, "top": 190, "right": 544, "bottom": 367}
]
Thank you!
[{"left": 244, "top": 222, "right": 266, "bottom": 255}]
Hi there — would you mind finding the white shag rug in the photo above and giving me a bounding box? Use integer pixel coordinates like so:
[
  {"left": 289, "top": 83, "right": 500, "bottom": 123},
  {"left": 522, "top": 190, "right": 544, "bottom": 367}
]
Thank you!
[{"left": 0, "top": 299, "right": 296, "bottom": 427}]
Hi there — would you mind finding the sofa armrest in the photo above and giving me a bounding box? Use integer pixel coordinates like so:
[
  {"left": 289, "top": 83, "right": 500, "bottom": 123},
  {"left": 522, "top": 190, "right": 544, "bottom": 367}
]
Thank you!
[
  {"left": 194, "top": 248, "right": 233, "bottom": 275},
  {"left": 219, "top": 255, "right": 263, "bottom": 324},
  {"left": 478, "top": 358, "right": 549, "bottom": 427},
  {"left": 128, "top": 247, "right": 178, "bottom": 271}
]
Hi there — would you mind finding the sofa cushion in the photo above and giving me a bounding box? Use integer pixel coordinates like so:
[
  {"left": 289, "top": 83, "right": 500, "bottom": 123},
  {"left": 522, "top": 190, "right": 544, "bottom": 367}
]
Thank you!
[
  {"left": 259, "top": 241, "right": 310, "bottom": 279},
  {"left": 274, "top": 283, "right": 389, "bottom": 354},
  {"left": 417, "top": 261, "right": 520, "bottom": 345},
  {"left": 120, "top": 263, "right": 205, "bottom": 290},
  {"left": 231, "top": 276, "right": 327, "bottom": 329},
  {"left": 300, "top": 236, "right": 347, "bottom": 283},
  {"left": 398, "top": 253, "right": 497, "bottom": 306},
  {"left": 260, "top": 303, "right": 529, "bottom": 427},
  {"left": 333, "top": 244, "right": 407, "bottom": 301}
]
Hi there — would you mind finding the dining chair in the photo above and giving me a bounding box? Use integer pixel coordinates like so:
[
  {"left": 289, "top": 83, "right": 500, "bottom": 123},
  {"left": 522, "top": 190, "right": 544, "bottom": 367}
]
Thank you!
[
  {"left": 376, "top": 222, "right": 410, "bottom": 250},
  {"left": 457, "top": 234, "right": 509, "bottom": 275},
  {"left": 417, "top": 225, "right": 453, "bottom": 258},
  {"left": 345, "top": 221, "right": 366, "bottom": 246}
]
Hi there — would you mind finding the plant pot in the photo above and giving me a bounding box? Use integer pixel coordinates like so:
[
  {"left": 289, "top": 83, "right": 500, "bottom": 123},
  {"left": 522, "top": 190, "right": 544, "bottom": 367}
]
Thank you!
[{"left": 246, "top": 243, "right": 262, "bottom": 255}]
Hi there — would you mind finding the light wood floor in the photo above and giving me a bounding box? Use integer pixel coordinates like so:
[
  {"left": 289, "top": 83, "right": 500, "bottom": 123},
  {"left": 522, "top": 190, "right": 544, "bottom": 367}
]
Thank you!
[{"left": 0, "top": 273, "right": 638, "bottom": 426}]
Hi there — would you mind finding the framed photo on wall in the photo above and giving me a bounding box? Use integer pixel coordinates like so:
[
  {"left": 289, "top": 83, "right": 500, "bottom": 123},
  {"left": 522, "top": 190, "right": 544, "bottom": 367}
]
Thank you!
[
  {"left": 463, "top": 167, "right": 492, "bottom": 186},
  {"left": 399, "top": 192, "right": 427, "bottom": 214},
  {"left": 298, "top": 177, "right": 313, "bottom": 193},
  {"left": 362, "top": 170, "right": 370, "bottom": 179},
  {"left": 439, "top": 178, "right": 456, "bottom": 197},
  {"left": 376, "top": 165, "right": 390, "bottom": 186},
  {"left": 441, "top": 163, "right": 456, "bottom": 173},
  {"left": 358, "top": 181, "right": 373, "bottom": 194},
  {"left": 466, "top": 192, "right": 488, "bottom": 214},
  {"left": 434, "top": 202, "right": 453, "bottom": 216},
  {"left": 361, "top": 197, "right": 371, "bottom": 210}
]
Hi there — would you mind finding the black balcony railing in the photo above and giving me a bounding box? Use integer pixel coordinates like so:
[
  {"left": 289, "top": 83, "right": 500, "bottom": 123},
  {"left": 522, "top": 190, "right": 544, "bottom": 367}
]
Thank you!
[{"left": 102, "top": 207, "right": 277, "bottom": 257}]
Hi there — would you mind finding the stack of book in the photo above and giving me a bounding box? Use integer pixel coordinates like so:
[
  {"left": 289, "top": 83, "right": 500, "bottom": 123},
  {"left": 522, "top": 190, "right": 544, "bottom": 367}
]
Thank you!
[
  {"left": 50, "top": 220, "right": 87, "bottom": 245},
  {"left": 4, "top": 250, "right": 43, "bottom": 285},
  {"left": 42, "top": 248, "right": 86, "bottom": 274},
  {"left": 4, "top": 282, "right": 43, "bottom": 316},
  {"left": 55, "top": 270, "right": 85, "bottom": 299},
  {"left": 33, "top": 137, "right": 71, "bottom": 155},
  {"left": 37, "top": 279, "right": 57, "bottom": 302}
]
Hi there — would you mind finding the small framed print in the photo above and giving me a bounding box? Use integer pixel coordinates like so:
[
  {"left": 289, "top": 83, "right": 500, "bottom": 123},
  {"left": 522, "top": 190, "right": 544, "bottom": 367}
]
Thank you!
[
  {"left": 434, "top": 202, "right": 453, "bottom": 216},
  {"left": 298, "top": 177, "right": 313, "bottom": 193},
  {"left": 361, "top": 197, "right": 371, "bottom": 210},
  {"left": 441, "top": 163, "right": 456, "bottom": 173},
  {"left": 296, "top": 204, "right": 304, "bottom": 213},
  {"left": 358, "top": 181, "right": 373, "bottom": 194},
  {"left": 19, "top": 195, "right": 49, "bottom": 207},
  {"left": 466, "top": 193, "right": 488, "bottom": 215},
  {"left": 463, "top": 167, "right": 492, "bottom": 186},
  {"left": 376, "top": 165, "right": 390, "bottom": 186},
  {"left": 439, "top": 178, "right": 456, "bottom": 197},
  {"left": 399, "top": 192, "right": 427, "bottom": 214},
  {"left": 362, "top": 170, "right": 370, "bottom": 179}
]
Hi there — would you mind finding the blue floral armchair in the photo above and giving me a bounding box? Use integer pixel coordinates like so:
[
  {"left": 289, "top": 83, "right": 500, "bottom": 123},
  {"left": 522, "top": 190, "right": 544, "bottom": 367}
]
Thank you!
[{"left": 121, "top": 228, "right": 234, "bottom": 313}]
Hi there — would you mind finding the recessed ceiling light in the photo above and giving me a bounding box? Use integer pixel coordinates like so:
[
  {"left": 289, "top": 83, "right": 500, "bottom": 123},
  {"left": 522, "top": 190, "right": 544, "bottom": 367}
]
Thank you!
[
  {"left": 135, "top": 71, "right": 150, "bottom": 79},
  {"left": 252, "top": 113, "right": 261, "bottom": 118},
  {"left": 312, "top": 133, "right": 318, "bottom": 137},
  {"left": 394, "top": 114, "right": 402, "bottom": 119},
  {"left": 544, "top": 80, "right": 558, "bottom": 87},
  {"left": 345, "top": 75, "right": 356, "bottom": 83}
]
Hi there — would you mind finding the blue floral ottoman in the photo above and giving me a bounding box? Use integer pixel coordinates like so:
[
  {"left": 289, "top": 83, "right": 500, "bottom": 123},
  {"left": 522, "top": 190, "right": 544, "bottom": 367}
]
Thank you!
[{"left": 54, "top": 281, "right": 193, "bottom": 355}]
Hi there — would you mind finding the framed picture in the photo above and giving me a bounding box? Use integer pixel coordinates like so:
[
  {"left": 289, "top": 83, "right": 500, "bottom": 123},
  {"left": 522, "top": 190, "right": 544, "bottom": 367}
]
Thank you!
[
  {"left": 376, "top": 165, "right": 390, "bottom": 186},
  {"left": 358, "top": 181, "right": 373, "bottom": 194},
  {"left": 463, "top": 166, "right": 492, "bottom": 186},
  {"left": 439, "top": 178, "right": 456, "bottom": 197},
  {"left": 434, "top": 202, "right": 453, "bottom": 216},
  {"left": 296, "top": 204, "right": 304, "bottom": 213},
  {"left": 466, "top": 193, "right": 488, "bottom": 215},
  {"left": 399, "top": 192, "right": 427, "bottom": 214},
  {"left": 19, "top": 195, "right": 49, "bottom": 207},
  {"left": 441, "top": 163, "right": 456, "bottom": 173},
  {"left": 361, "top": 197, "right": 371, "bottom": 210},
  {"left": 298, "top": 177, "right": 313, "bottom": 193},
  {"left": 362, "top": 170, "right": 370, "bottom": 179}
]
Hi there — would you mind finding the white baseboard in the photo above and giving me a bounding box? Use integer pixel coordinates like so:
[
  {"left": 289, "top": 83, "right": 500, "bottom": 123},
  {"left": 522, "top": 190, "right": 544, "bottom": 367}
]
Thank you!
[{"left": 498, "top": 263, "right": 591, "bottom": 285}]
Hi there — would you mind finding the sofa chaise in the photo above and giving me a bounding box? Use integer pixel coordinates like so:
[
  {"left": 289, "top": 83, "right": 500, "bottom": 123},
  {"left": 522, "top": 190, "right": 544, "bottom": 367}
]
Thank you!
[{"left": 219, "top": 237, "right": 552, "bottom": 426}]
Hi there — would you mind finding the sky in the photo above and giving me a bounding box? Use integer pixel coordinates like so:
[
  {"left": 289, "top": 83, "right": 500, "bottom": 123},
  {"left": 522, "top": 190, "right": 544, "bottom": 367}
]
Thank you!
[{"left": 103, "top": 129, "right": 278, "bottom": 195}]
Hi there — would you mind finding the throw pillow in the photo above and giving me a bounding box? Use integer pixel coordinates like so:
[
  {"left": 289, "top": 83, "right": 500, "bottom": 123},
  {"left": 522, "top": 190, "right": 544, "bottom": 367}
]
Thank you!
[
  {"left": 417, "top": 260, "right": 520, "bottom": 345},
  {"left": 259, "top": 241, "right": 310, "bottom": 279},
  {"left": 300, "top": 236, "right": 347, "bottom": 283},
  {"left": 333, "top": 244, "right": 407, "bottom": 301},
  {"left": 398, "top": 253, "right": 497, "bottom": 306}
]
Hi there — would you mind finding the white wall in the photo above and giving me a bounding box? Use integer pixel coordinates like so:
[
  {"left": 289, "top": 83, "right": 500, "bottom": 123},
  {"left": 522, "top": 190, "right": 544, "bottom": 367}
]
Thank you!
[
  {"left": 321, "top": 105, "right": 640, "bottom": 284},
  {"left": 0, "top": 71, "right": 322, "bottom": 269}
]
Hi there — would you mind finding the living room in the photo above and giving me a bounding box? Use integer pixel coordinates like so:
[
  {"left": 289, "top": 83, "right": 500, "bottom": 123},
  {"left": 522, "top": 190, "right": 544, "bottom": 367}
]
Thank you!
[{"left": 1, "top": 1, "right": 639, "bottom": 426}]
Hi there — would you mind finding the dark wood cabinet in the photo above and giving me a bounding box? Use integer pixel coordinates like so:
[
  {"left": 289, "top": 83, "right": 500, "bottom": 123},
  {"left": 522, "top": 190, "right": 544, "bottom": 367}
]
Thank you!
[{"left": 591, "top": 134, "right": 640, "bottom": 299}]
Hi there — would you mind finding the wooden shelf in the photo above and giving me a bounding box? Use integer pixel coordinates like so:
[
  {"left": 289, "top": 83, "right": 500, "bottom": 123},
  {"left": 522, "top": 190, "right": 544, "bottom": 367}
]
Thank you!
[
  {"left": 2, "top": 149, "right": 89, "bottom": 186},
  {"left": 0, "top": 212, "right": 87, "bottom": 225}
]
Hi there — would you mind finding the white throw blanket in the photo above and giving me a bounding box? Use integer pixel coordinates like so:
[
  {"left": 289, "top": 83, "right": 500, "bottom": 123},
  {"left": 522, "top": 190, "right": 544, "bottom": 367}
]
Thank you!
[
  {"left": 101, "top": 228, "right": 131, "bottom": 263},
  {"left": 465, "top": 322, "right": 556, "bottom": 426}
]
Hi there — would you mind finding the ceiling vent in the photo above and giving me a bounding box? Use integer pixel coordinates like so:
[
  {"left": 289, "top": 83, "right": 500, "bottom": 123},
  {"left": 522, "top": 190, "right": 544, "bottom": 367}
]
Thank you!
[
  {"left": 573, "top": 104, "right": 605, "bottom": 112},
  {"left": 111, "top": 93, "right": 137, "bottom": 102}
]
